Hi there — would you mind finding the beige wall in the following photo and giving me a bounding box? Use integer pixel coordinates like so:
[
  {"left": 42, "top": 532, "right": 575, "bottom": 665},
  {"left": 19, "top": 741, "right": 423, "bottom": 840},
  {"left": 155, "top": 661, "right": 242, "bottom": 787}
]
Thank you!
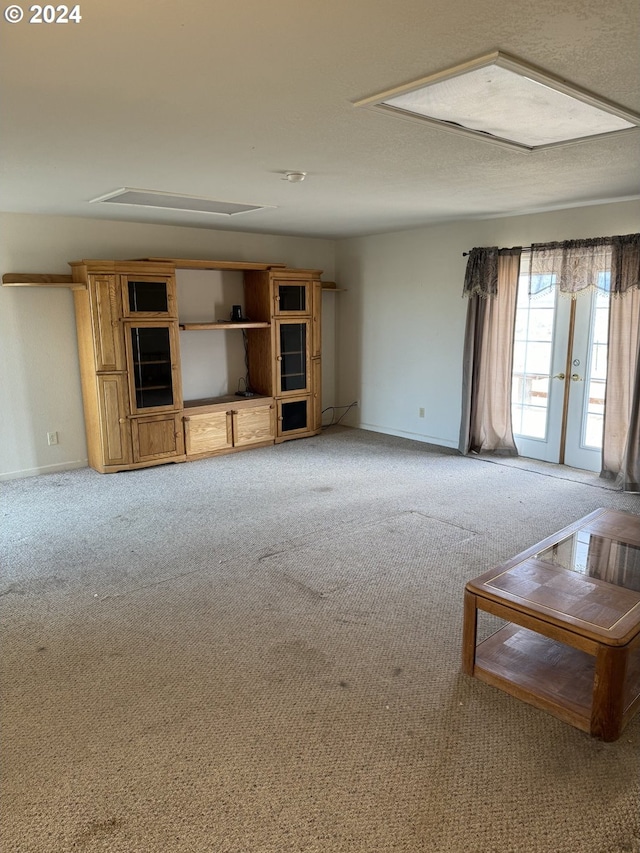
[
  {"left": 335, "top": 200, "right": 640, "bottom": 448},
  {"left": 0, "top": 213, "right": 336, "bottom": 479},
  {"left": 3, "top": 202, "right": 638, "bottom": 479}
]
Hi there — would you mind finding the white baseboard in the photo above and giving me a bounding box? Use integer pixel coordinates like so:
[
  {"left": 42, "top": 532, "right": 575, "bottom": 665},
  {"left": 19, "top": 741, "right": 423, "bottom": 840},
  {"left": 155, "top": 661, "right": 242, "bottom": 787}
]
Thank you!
[
  {"left": 355, "top": 421, "right": 458, "bottom": 449},
  {"left": 0, "top": 459, "right": 88, "bottom": 482}
]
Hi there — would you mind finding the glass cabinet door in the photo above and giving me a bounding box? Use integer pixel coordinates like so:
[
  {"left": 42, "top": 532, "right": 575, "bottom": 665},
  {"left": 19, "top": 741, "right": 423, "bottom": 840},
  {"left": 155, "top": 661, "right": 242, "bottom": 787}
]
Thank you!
[
  {"left": 277, "top": 397, "right": 311, "bottom": 437},
  {"left": 277, "top": 320, "right": 310, "bottom": 395},
  {"left": 125, "top": 322, "right": 181, "bottom": 413},
  {"left": 273, "top": 280, "right": 309, "bottom": 316},
  {"left": 122, "top": 275, "right": 176, "bottom": 318}
]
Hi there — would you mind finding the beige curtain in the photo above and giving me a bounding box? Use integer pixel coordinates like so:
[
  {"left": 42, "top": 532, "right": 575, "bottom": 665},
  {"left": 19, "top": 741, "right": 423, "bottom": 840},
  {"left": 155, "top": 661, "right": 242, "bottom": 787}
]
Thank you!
[
  {"left": 459, "top": 249, "right": 521, "bottom": 455},
  {"left": 601, "top": 234, "right": 640, "bottom": 490},
  {"left": 601, "top": 287, "right": 640, "bottom": 490}
]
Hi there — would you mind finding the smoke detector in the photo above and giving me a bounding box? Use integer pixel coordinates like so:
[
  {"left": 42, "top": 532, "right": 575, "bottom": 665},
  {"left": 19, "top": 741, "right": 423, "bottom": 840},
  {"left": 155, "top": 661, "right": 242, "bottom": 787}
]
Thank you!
[{"left": 283, "top": 171, "right": 307, "bottom": 182}]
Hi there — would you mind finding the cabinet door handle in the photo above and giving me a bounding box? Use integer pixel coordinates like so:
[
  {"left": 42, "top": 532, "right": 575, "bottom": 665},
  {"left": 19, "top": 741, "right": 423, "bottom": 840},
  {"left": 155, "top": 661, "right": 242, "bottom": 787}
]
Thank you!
[{"left": 118, "top": 418, "right": 127, "bottom": 424}]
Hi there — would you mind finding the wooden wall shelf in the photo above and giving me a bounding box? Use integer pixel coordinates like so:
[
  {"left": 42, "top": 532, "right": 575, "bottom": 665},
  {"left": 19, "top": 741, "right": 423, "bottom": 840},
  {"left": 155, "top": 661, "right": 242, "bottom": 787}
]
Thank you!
[
  {"left": 180, "top": 321, "right": 270, "bottom": 330},
  {"left": 2, "top": 273, "right": 75, "bottom": 287}
]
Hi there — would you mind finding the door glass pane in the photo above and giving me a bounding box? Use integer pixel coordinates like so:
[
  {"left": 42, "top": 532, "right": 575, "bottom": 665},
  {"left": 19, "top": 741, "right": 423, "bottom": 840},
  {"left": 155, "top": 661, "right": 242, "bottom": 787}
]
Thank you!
[
  {"left": 130, "top": 327, "right": 173, "bottom": 408},
  {"left": 582, "top": 287, "right": 609, "bottom": 449},
  {"left": 278, "top": 284, "right": 306, "bottom": 312},
  {"left": 280, "top": 324, "right": 307, "bottom": 391},
  {"left": 281, "top": 400, "right": 308, "bottom": 432},
  {"left": 512, "top": 277, "right": 556, "bottom": 440},
  {"left": 128, "top": 280, "right": 169, "bottom": 313}
]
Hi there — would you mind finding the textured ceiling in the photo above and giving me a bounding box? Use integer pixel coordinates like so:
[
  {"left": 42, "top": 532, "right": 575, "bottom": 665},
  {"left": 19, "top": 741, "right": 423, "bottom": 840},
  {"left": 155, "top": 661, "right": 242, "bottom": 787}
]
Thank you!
[{"left": 1, "top": 0, "right": 638, "bottom": 239}]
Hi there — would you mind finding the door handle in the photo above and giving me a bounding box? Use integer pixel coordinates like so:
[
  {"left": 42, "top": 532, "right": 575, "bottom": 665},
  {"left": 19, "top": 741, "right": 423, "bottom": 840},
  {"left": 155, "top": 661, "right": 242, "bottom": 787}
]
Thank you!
[
  {"left": 571, "top": 373, "right": 583, "bottom": 382},
  {"left": 553, "top": 373, "right": 565, "bottom": 380}
]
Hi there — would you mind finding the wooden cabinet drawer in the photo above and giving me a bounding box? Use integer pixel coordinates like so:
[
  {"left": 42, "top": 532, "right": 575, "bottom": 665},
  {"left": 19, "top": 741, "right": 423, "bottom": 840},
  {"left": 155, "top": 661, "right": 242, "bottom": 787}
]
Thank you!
[
  {"left": 233, "top": 403, "right": 275, "bottom": 447},
  {"left": 131, "top": 412, "right": 185, "bottom": 463},
  {"left": 184, "top": 410, "right": 233, "bottom": 456},
  {"left": 183, "top": 397, "right": 275, "bottom": 457}
]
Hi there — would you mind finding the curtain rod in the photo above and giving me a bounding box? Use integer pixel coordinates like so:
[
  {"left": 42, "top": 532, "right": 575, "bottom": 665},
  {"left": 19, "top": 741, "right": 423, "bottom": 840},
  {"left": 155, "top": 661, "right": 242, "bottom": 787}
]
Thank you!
[
  {"left": 462, "top": 234, "right": 639, "bottom": 256},
  {"left": 462, "top": 246, "right": 531, "bottom": 257}
]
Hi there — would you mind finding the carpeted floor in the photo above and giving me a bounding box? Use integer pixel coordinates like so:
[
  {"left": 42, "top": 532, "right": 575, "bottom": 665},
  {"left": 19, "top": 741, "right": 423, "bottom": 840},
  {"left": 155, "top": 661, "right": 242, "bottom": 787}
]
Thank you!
[{"left": 1, "top": 426, "right": 639, "bottom": 852}]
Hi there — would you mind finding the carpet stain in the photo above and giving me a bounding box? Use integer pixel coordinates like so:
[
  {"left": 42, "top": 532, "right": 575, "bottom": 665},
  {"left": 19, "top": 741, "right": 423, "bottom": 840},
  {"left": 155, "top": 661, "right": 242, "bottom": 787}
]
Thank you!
[
  {"left": 30, "top": 574, "right": 68, "bottom": 593},
  {"left": 0, "top": 583, "right": 25, "bottom": 596},
  {"left": 258, "top": 545, "right": 300, "bottom": 561},
  {"left": 266, "top": 639, "right": 331, "bottom": 677},
  {"left": 73, "top": 816, "right": 121, "bottom": 846},
  {"left": 276, "top": 570, "right": 331, "bottom": 600}
]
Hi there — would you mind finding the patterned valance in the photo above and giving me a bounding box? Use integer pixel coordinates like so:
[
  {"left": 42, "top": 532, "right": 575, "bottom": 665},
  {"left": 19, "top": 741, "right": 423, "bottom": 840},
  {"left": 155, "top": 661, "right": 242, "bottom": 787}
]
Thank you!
[
  {"left": 526, "top": 233, "right": 640, "bottom": 299},
  {"left": 463, "top": 234, "right": 640, "bottom": 299},
  {"left": 462, "top": 247, "right": 520, "bottom": 298},
  {"left": 611, "top": 234, "right": 640, "bottom": 296},
  {"left": 527, "top": 238, "right": 612, "bottom": 298}
]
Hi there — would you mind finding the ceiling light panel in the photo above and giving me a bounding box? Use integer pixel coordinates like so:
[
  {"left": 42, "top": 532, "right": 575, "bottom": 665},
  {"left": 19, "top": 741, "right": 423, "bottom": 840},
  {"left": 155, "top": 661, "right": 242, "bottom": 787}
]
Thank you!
[
  {"left": 354, "top": 52, "right": 640, "bottom": 152},
  {"left": 90, "top": 188, "right": 274, "bottom": 216}
]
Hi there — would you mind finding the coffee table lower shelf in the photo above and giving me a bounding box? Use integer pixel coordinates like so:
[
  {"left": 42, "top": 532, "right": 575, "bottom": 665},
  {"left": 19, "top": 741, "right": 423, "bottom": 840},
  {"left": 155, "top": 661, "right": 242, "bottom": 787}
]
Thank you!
[{"left": 474, "top": 624, "right": 640, "bottom": 736}]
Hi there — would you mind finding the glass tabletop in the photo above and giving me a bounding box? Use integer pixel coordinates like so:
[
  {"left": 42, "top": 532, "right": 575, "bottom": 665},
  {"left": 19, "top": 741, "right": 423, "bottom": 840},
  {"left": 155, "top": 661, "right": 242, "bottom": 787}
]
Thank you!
[{"left": 536, "top": 529, "right": 640, "bottom": 592}]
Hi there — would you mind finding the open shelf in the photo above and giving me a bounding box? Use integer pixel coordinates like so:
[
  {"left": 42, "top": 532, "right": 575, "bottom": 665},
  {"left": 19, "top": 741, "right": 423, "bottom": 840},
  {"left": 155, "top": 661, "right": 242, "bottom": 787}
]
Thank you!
[
  {"left": 180, "top": 321, "right": 270, "bottom": 330},
  {"left": 476, "top": 621, "right": 640, "bottom": 733},
  {"left": 183, "top": 394, "right": 274, "bottom": 416},
  {"left": 2, "top": 273, "right": 75, "bottom": 287},
  {"left": 475, "top": 623, "right": 595, "bottom": 729},
  {"left": 184, "top": 394, "right": 271, "bottom": 406}
]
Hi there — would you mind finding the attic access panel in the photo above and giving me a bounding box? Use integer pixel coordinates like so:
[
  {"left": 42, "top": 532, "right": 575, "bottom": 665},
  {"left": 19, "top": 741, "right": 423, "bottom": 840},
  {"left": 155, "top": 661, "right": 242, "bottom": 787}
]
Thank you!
[{"left": 354, "top": 51, "right": 640, "bottom": 152}]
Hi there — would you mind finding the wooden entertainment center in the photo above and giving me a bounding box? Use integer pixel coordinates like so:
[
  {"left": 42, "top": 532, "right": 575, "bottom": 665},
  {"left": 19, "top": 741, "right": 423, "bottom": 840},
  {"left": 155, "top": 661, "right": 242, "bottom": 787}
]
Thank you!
[{"left": 3, "top": 257, "right": 325, "bottom": 473}]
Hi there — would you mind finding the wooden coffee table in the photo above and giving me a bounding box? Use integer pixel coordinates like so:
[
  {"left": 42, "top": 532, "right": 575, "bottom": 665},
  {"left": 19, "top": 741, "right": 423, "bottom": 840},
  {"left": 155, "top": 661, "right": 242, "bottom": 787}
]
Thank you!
[{"left": 462, "top": 508, "right": 640, "bottom": 741}]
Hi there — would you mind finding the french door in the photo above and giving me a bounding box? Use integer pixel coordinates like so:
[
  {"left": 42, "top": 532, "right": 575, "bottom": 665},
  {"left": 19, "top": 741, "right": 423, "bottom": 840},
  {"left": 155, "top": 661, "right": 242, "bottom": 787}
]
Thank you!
[{"left": 511, "top": 276, "right": 609, "bottom": 472}]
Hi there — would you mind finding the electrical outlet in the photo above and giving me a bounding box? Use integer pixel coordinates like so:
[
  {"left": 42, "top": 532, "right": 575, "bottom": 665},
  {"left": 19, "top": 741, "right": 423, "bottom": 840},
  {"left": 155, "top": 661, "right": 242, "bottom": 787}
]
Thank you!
[
  {"left": 47, "top": 431, "right": 58, "bottom": 446},
  {"left": 419, "top": 407, "right": 425, "bottom": 418}
]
